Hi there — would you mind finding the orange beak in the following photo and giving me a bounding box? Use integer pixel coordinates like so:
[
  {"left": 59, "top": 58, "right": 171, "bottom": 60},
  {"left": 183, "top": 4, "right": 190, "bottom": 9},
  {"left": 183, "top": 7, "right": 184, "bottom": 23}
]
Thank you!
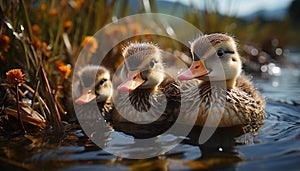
[
  {"left": 178, "top": 60, "right": 210, "bottom": 80},
  {"left": 75, "top": 87, "right": 97, "bottom": 105},
  {"left": 117, "top": 70, "right": 145, "bottom": 92}
]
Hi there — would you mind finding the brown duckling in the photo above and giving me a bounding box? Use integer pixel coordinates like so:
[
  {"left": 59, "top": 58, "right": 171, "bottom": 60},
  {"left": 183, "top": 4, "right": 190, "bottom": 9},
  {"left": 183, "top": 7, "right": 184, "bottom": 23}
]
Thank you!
[
  {"left": 73, "top": 65, "right": 113, "bottom": 120},
  {"left": 178, "top": 33, "right": 265, "bottom": 130},
  {"left": 112, "top": 42, "right": 183, "bottom": 124}
]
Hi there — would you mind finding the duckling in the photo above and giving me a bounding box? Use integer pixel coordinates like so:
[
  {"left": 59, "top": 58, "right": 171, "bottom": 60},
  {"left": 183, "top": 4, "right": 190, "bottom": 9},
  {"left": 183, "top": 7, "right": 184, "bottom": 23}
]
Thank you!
[
  {"left": 178, "top": 33, "right": 265, "bottom": 130},
  {"left": 73, "top": 65, "right": 113, "bottom": 120},
  {"left": 112, "top": 42, "right": 183, "bottom": 123}
]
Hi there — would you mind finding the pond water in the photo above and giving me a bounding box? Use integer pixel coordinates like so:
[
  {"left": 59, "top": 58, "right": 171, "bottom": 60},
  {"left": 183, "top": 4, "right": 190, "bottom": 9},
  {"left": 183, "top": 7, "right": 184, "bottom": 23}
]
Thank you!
[{"left": 1, "top": 66, "right": 300, "bottom": 170}]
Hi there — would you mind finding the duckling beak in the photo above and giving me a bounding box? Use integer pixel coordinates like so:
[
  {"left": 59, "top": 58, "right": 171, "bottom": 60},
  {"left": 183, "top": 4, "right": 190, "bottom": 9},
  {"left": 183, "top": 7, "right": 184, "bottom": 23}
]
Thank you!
[
  {"left": 75, "top": 87, "right": 97, "bottom": 105},
  {"left": 117, "top": 70, "right": 145, "bottom": 92},
  {"left": 178, "top": 60, "right": 210, "bottom": 80}
]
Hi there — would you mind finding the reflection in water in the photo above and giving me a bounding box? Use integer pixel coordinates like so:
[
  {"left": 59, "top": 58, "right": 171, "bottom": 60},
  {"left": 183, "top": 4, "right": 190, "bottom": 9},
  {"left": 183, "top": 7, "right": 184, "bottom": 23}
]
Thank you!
[
  {"left": 1, "top": 68, "right": 300, "bottom": 170},
  {"left": 237, "top": 101, "right": 300, "bottom": 170},
  {"left": 181, "top": 126, "right": 245, "bottom": 170},
  {"left": 256, "top": 68, "right": 300, "bottom": 105}
]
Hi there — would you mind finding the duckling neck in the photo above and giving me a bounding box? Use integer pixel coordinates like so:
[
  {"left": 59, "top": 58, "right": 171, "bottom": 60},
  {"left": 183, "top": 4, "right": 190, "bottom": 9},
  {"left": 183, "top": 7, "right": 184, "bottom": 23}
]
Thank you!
[
  {"left": 129, "top": 88, "right": 155, "bottom": 112},
  {"left": 226, "top": 79, "right": 236, "bottom": 89},
  {"left": 128, "top": 77, "right": 177, "bottom": 112},
  {"left": 135, "top": 86, "right": 158, "bottom": 93},
  {"left": 98, "top": 98, "right": 113, "bottom": 118}
]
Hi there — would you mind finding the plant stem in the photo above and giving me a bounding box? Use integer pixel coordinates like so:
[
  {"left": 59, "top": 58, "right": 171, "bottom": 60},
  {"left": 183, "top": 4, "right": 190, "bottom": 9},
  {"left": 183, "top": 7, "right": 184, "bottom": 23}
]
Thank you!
[
  {"left": 16, "top": 84, "right": 26, "bottom": 133},
  {"left": 40, "top": 61, "right": 63, "bottom": 133},
  {"left": 19, "top": 0, "right": 33, "bottom": 40}
]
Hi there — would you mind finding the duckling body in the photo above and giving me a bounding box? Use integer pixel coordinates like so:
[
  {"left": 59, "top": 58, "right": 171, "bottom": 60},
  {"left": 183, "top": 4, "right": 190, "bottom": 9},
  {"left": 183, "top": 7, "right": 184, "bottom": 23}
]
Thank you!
[
  {"left": 180, "top": 76, "right": 265, "bottom": 128},
  {"left": 113, "top": 78, "right": 180, "bottom": 123},
  {"left": 112, "top": 43, "right": 183, "bottom": 123},
  {"left": 178, "top": 33, "right": 265, "bottom": 130}
]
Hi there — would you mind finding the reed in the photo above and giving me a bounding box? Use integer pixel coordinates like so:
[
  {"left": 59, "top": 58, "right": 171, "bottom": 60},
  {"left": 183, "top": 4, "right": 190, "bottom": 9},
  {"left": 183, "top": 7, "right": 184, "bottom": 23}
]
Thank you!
[{"left": 0, "top": 0, "right": 125, "bottom": 133}]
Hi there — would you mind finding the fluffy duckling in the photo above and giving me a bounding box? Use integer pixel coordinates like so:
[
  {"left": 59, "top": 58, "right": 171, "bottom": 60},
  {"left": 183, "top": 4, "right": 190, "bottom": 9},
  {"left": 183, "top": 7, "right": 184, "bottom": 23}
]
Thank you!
[
  {"left": 178, "top": 33, "right": 265, "bottom": 130},
  {"left": 73, "top": 65, "right": 113, "bottom": 120},
  {"left": 113, "top": 42, "right": 182, "bottom": 123}
]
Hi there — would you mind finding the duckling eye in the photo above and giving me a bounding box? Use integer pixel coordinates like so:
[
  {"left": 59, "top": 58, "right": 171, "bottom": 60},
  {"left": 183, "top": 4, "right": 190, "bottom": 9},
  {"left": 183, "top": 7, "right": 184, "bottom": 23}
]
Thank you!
[
  {"left": 217, "top": 49, "right": 224, "bottom": 57},
  {"left": 99, "top": 79, "right": 107, "bottom": 85},
  {"left": 149, "top": 60, "right": 156, "bottom": 68}
]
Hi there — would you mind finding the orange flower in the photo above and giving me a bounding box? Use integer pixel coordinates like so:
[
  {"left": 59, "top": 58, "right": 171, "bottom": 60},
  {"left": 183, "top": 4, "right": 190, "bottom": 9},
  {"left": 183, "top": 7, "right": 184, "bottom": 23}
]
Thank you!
[
  {"left": 40, "top": 3, "right": 47, "bottom": 11},
  {"left": 1, "top": 35, "right": 10, "bottom": 44},
  {"left": 81, "top": 36, "right": 98, "bottom": 53},
  {"left": 32, "top": 24, "right": 41, "bottom": 36},
  {"left": 42, "top": 42, "right": 51, "bottom": 57},
  {"left": 73, "top": 0, "right": 85, "bottom": 11},
  {"left": 57, "top": 63, "right": 71, "bottom": 79},
  {"left": 63, "top": 20, "right": 73, "bottom": 31},
  {"left": 0, "top": 35, "right": 10, "bottom": 52},
  {"left": 32, "top": 38, "right": 41, "bottom": 50},
  {"left": 6, "top": 69, "right": 26, "bottom": 85},
  {"left": 55, "top": 60, "right": 64, "bottom": 68},
  {"left": 49, "top": 8, "right": 58, "bottom": 17},
  {"left": 60, "top": 0, "right": 68, "bottom": 8}
]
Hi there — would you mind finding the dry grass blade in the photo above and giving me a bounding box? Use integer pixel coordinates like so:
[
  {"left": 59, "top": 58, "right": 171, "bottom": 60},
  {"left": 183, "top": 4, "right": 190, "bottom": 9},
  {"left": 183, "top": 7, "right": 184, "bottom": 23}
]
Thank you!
[
  {"left": 40, "top": 62, "right": 63, "bottom": 133},
  {"left": 22, "top": 83, "right": 51, "bottom": 117},
  {"left": 16, "top": 85, "right": 26, "bottom": 132},
  {"left": 62, "top": 33, "right": 73, "bottom": 57},
  {"left": 5, "top": 105, "right": 46, "bottom": 129}
]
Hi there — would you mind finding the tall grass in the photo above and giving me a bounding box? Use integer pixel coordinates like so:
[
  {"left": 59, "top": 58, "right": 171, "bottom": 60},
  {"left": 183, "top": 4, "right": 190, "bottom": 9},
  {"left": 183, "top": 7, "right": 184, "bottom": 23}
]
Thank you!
[{"left": 0, "top": 0, "right": 129, "bottom": 133}]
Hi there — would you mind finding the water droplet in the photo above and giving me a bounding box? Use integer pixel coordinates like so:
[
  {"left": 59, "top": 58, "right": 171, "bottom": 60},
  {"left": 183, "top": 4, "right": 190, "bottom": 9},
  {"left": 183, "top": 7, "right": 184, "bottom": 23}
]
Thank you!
[
  {"left": 272, "top": 81, "right": 279, "bottom": 87},
  {"left": 5, "top": 21, "right": 13, "bottom": 30},
  {"left": 22, "top": 98, "right": 32, "bottom": 105},
  {"left": 20, "top": 25, "right": 24, "bottom": 31},
  {"left": 218, "top": 147, "right": 223, "bottom": 152},
  {"left": 112, "top": 16, "right": 118, "bottom": 23},
  {"left": 271, "top": 66, "right": 281, "bottom": 76},
  {"left": 268, "top": 63, "right": 275, "bottom": 69},
  {"left": 13, "top": 32, "right": 20, "bottom": 40},
  {"left": 66, "top": 64, "right": 72, "bottom": 68},
  {"left": 275, "top": 48, "right": 283, "bottom": 56},
  {"left": 166, "top": 27, "right": 175, "bottom": 36},
  {"left": 261, "top": 65, "right": 268, "bottom": 72},
  {"left": 18, "top": 33, "right": 23, "bottom": 38},
  {"left": 251, "top": 48, "right": 258, "bottom": 56}
]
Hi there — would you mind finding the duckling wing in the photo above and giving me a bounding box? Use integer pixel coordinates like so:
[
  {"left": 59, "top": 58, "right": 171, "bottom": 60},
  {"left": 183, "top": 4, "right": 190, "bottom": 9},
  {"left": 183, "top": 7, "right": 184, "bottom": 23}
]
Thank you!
[{"left": 235, "top": 74, "right": 265, "bottom": 104}]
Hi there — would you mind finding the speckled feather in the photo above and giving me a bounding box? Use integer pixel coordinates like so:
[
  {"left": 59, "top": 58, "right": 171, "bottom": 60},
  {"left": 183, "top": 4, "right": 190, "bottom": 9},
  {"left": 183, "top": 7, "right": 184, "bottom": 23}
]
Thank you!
[
  {"left": 112, "top": 77, "right": 180, "bottom": 123},
  {"left": 180, "top": 74, "right": 265, "bottom": 132},
  {"left": 75, "top": 100, "right": 113, "bottom": 121}
]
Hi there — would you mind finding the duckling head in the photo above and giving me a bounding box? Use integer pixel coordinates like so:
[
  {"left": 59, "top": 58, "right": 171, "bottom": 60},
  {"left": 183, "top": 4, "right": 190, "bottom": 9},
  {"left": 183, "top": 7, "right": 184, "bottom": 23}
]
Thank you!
[
  {"left": 74, "top": 65, "right": 113, "bottom": 105},
  {"left": 117, "top": 43, "right": 165, "bottom": 92},
  {"left": 178, "top": 33, "right": 242, "bottom": 89}
]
